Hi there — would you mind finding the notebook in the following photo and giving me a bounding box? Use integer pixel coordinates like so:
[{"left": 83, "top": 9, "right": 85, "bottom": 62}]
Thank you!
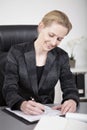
[{"left": 4, "top": 105, "right": 61, "bottom": 124}]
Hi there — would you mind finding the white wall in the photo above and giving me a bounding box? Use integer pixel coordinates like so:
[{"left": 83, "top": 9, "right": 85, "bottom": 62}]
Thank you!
[
  {"left": 0, "top": 0, "right": 87, "bottom": 67},
  {"left": 0, "top": 0, "right": 87, "bottom": 102},
  {"left": 0, "top": 0, "right": 86, "bottom": 36}
]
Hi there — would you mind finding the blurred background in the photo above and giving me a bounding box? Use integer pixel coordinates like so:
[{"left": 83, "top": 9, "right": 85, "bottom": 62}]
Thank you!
[{"left": 0, "top": 0, "right": 87, "bottom": 102}]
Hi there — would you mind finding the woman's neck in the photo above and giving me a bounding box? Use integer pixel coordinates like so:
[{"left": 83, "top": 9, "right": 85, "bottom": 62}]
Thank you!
[
  {"left": 34, "top": 40, "right": 48, "bottom": 56},
  {"left": 34, "top": 40, "right": 47, "bottom": 66}
]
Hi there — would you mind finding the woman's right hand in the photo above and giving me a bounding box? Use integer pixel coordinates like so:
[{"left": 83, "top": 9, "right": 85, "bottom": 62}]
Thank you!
[{"left": 20, "top": 100, "right": 45, "bottom": 115}]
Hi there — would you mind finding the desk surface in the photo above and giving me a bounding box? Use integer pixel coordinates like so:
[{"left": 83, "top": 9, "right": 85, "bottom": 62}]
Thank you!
[{"left": 0, "top": 102, "right": 87, "bottom": 130}]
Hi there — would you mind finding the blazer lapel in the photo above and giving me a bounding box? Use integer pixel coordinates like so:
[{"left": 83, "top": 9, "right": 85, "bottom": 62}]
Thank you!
[
  {"left": 24, "top": 50, "right": 38, "bottom": 96},
  {"left": 39, "top": 51, "right": 56, "bottom": 89},
  {"left": 24, "top": 46, "right": 56, "bottom": 95}
]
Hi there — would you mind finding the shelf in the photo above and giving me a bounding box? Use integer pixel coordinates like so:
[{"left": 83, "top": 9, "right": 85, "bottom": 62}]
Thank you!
[
  {"left": 71, "top": 67, "right": 87, "bottom": 73},
  {"left": 80, "top": 97, "right": 87, "bottom": 102}
]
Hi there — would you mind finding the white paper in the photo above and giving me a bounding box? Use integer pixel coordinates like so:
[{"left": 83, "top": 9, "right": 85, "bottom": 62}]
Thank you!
[
  {"left": 66, "top": 112, "right": 87, "bottom": 123},
  {"left": 34, "top": 116, "right": 87, "bottom": 130},
  {"left": 6, "top": 105, "right": 61, "bottom": 122}
]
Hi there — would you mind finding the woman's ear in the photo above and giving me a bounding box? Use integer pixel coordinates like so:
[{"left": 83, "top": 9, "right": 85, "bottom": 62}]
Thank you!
[{"left": 38, "top": 22, "right": 45, "bottom": 33}]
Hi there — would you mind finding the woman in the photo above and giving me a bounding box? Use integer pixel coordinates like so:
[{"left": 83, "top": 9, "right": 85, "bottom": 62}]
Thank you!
[{"left": 3, "top": 10, "right": 79, "bottom": 115}]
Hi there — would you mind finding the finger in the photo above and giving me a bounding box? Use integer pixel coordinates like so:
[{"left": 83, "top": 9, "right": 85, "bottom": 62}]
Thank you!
[
  {"left": 27, "top": 101, "right": 45, "bottom": 114},
  {"left": 67, "top": 107, "right": 74, "bottom": 113},
  {"left": 67, "top": 105, "right": 76, "bottom": 113},
  {"left": 61, "top": 102, "right": 74, "bottom": 114},
  {"left": 30, "top": 106, "right": 44, "bottom": 114},
  {"left": 22, "top": 104, "right": 44, "bottom": 115},
  {"left": 23, "top": 108, "right": 42, "bottom": 115},
  {"left": 52, "top": 105, "right": 62, "bottom": 110},
  {"left": 28, "top": 101, "right": 45, "bottom": 111},
  {"left": 61, "top": 102, "right": 69, "bottom": 114},
  {"left": 61, "top": 105, "right": 70, "bottom": 114}
]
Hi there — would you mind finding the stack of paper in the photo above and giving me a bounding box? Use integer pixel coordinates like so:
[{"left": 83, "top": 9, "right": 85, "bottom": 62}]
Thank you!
[
  {"left": 34, "top": 116, "right": 87, "bottom": 130},
  {"left": 66, "top": 112, "right": 87, "bottom": 123}
]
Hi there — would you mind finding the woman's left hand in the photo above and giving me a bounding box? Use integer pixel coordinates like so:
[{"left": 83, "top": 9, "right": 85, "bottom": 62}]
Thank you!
[{"left": 52, "top": 99, "right": 77, "bottom": 114}]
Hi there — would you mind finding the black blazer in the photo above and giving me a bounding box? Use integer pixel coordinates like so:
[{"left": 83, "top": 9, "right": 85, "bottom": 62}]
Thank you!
[{"left": 2, "top": 41, "right": 79, "bottom": 109}]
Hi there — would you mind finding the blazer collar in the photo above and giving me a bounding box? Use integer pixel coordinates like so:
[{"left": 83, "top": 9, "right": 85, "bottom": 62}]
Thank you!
[{"left": 24, "top": 48, "right": 38, "bottom": 96}]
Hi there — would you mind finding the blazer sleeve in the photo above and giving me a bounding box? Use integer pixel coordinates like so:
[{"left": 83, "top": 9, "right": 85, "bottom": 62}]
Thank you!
[
  {"left": 59, "top": 53, "right": 79, "bottom": 106},
  {"left": 2, "top": 46, "right": 25, "bottom": 109}
]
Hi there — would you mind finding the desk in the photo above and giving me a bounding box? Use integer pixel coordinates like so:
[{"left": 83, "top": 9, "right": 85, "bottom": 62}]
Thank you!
[{"left": 0, "top": 102, "right": 87, "bottom": 130}]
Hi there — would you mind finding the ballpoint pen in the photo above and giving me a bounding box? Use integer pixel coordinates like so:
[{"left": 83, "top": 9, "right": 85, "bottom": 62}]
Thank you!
[
  {"left": 30, "top": 97, "right": 35, "bottom": 101},
  {"left": 30, "top": 97, "right": 45, "bottom": 112},
  {"left": 60, "top": 114, "right": 65, "bottom": 117}
]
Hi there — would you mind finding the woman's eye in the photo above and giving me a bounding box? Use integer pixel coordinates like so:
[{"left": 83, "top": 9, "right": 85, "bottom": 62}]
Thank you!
[
  {"left": 57, "top": 38, "right": 62, "bottom": 41},
  {"left": 49, "top": 34, "right": 54, "bottom": 37}
]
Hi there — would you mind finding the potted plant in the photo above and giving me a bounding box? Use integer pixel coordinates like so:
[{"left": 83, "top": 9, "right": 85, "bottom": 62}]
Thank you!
[
  {"left": 69, "top": 54, "right": 75, "bottom": 68},
  {"left": 67, "top": 39, "right": 76, "bottom": 68},
  {"left": 66, "top": 36, "right": 86, "bottom": 68}
]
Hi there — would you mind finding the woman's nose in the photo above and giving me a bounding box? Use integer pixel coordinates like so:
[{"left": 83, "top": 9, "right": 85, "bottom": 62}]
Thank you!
[{"left": 51, "top": 38, "right": 58, "bottom": 46}]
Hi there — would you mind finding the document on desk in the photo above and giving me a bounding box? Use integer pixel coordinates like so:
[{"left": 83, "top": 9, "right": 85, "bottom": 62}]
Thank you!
[
  {"left": 66, "top": 112, "right": 87, "bottom": 123},
  {"left": 34, "top": 115, "right": 87, "bottom": 130},
  {"left": 5, "top": 105, "right": 61, "bottom": 123}
]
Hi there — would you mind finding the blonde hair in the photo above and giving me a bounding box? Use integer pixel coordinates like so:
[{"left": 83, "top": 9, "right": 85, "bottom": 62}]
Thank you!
[{"left": 41, "top": 10, "right": 72, "bottom": 34}]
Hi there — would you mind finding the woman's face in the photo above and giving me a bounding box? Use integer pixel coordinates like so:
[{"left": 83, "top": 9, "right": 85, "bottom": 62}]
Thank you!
[{"left": 38, "top": 22, "right": 68, "bottom": 52}]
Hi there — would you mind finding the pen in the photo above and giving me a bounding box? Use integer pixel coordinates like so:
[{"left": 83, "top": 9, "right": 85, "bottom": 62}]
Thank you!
[
  {"left": 59, "top": 114, "right": 65, "bottom": 117},
  {"left": 31, "top": 98, "right": 35, "bottom": 101},
  {"left": 30, "top": 97, "right": 35, "bottom": 101},
  {"left": 30, "top": 97, "right": 45, "bottom": 112}
]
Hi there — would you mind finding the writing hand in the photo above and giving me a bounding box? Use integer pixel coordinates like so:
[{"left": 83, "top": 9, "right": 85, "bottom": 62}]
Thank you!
[{"left": 20, "top": 100, "right": 45, "bottom": 115}]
